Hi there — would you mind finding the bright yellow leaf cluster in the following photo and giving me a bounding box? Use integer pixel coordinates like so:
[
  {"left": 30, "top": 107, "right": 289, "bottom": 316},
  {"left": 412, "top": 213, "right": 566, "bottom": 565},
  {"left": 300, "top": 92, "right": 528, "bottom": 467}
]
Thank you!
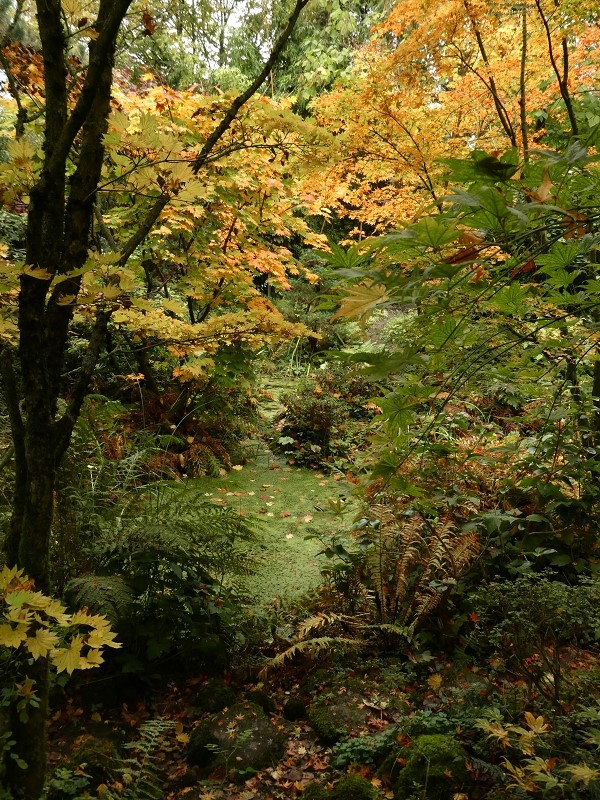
[{"left": 0, "top": 566, "right": 120, "bottom": 674}]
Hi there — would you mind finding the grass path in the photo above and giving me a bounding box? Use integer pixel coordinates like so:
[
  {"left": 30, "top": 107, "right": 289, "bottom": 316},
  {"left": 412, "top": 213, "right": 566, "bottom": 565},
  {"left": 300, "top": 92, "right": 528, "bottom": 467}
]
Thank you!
[{"left": 188, "top": 440, "right": 357, "bottom": 607}]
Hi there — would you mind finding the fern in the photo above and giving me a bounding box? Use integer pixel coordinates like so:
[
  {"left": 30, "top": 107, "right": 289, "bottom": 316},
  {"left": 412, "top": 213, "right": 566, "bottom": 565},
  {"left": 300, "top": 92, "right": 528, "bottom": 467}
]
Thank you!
[
  {"left": 96, "top": 486, "right": 258, "bottom": 590},
  {"left": 107, "top": 718, "right": 175, "bottom": 800},
  {"left": 65, "top": 575, "right": 134, "bottom": 625},
  {"left": 260, "top": 636, "right": 359, "bottom": 677},
  {"left": 296, "top": 612, "right": 350, "bottom": 640},
  {"left": 341, "top": 503, "right": 479, "bottom": 632}
]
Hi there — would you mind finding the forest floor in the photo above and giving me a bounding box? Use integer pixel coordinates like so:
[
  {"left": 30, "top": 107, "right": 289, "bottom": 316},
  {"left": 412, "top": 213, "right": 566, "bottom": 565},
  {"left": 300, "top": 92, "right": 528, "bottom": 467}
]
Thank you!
[{"left": 46, "top": 393, "right": 600, "bottom": 800}]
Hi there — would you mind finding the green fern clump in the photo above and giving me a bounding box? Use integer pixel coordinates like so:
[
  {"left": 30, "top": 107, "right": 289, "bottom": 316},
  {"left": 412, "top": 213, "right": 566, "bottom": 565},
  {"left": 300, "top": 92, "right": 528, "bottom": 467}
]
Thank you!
[
  {"left": 106, "top": 718, "right": 174, "bottom": 800},
  {"left": 79, "top": 486, "right": 259, "bottom": 667},
  {"left": 65, "top": 575, "right": 134, "bottom": 625}
]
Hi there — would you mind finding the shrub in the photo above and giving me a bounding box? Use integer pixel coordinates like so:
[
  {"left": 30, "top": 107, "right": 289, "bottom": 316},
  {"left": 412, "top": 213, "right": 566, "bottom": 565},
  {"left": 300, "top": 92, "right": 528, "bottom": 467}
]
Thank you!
[
  {"left": 66, "top": 485, "right": 258, "bottom": 671},
  {"left": 468, "top": 574, "right": 600, "bottom": 712},
  {"left": 272, "top": 363, "right": 384, "bottom": 469},
  {"left": 332, "top": 727, "right": 398, "bottom": 768}
]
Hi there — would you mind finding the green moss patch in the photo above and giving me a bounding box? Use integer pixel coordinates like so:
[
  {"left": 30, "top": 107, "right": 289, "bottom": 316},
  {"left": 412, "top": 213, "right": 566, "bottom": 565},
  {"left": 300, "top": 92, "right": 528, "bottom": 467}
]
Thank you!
[{"left": 188, "top": 443, "right": 357, "bottom": 606}]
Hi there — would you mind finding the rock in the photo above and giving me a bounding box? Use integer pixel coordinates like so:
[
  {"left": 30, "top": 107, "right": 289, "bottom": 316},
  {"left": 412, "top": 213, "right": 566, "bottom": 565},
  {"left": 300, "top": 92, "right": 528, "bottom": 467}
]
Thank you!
[
  {"left": 187, "top": 702, "right": 285, "bottom": 778},
  {"left": 392, "top": 734, "right": 471, "bottom": 799},
  {"left": 301, "top": 781, "right": 328, "bottom": 799},
  {"left": 308, "top": 696, "right": 369, "bottom": 746},
  {"left": 331, "top": 774, "right": 376, "bottom": 800},
  {"left": 244, "top": 689, "right": 276, "bottom": 714},
  {"left": 59, "top": 736, "right": 122, "bottom": 793},
  {"left": 284, "top": 696, "right": 307, "bottom": 721},
  {"left": 194, "top": 678, "right": 237, "bottom": 713}
]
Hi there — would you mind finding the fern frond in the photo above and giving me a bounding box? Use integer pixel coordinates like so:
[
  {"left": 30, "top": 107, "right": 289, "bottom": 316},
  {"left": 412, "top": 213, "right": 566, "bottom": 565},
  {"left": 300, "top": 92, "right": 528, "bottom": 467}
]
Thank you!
[
  {"left": 297, "top": 612, "right": 350, "bottom": 640},
  {"left": 65, "top": 575, "right": 134, "bottom": 625},
  {"left": 412, "top": 590, "right": 444, "bottom": 626},
  {"left": 259, "top": 636, "right": 359, "bottom": 677},
  {"left": 451, "top": 532, "right": 480, "bottom": 575},
  {"left": 109, "top": 718, "right": 175, "bottom": 800}
]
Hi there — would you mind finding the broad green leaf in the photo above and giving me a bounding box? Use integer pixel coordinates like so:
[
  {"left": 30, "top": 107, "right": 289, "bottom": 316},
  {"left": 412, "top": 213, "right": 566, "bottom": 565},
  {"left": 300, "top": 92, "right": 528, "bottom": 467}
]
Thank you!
[
  {"left": 489, "top": 283, "right": 529, "bottom": 315},
  {"left": 409, "top": 217, "right": 459, "bottom": 249}
]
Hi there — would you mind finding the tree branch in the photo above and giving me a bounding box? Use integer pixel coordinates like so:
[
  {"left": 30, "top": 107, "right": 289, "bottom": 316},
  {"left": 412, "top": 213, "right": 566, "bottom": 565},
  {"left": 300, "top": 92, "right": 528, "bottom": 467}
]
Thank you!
[
  {"left": 463, "top": 1, "right": 517, "bottom": 147},
  {"left": 534, "top": 0, "right": 578, "bottom": 136},
  {"left": 45, "top": 0, "right": 133, "bottom": 182},
  {"left": 191, "top": 0, "right": 310, "bottom": 173},
  {"left": 54, "top": 311, "right": 109, "bottom": 461}
]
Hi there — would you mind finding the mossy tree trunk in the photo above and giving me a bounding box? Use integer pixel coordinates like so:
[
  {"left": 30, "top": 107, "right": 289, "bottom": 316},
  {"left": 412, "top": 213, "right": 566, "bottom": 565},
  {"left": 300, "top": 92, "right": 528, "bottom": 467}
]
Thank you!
[{"left": 1, "top": 3, "right": 131, "bottom": 796}]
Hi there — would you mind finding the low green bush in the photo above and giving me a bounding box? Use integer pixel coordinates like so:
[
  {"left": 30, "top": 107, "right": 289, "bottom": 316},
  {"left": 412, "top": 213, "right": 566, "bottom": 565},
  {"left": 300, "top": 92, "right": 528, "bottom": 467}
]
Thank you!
[{"left": 273, "top": 363, "right": 384, "bottom": 469}]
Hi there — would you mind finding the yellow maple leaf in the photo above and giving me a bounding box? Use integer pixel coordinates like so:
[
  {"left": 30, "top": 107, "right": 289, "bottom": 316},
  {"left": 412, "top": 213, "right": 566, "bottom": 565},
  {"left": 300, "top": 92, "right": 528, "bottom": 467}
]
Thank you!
[
  {"left": 565, "top": 764, "right": 600, "bottom": 785},
  {"left": 26, "top": 628, "right": 59, "bottom": 660},
  {"left": 0, "top": 622, "right": 28, "bottom": 648},
  {"left": 85, "top": 627, "right": 121, "bottom": 650},
  {"left": 51, "top": 636, "right": 84, "bottom": 674},
  {"left": 332, "top": 280, "right": 389, "bottom": 323},
  {"left": 79, "top": 649, "right": 105, "bottom": 669},
  {"left": 69, "top": 609, "right": 108, "bottom": 628},
  {"left": 523, "top": 711, "right": 549, "bottom": 734}
]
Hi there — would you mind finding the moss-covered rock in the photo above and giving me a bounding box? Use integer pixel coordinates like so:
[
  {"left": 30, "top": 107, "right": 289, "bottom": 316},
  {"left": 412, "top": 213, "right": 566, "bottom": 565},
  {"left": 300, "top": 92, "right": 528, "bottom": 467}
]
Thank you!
[
  {"left": 392, "top": 734, "right": 471, "bottom": 799},
  {"left": 187, "top": 702, "right": 285, "bottom": 778},
  {"left": 331, "top": 774, "right": 376, "bottom": 800},
  {"left": 244, "top": 689, "right": 276, "bottom": 714},
  {"left": 64, "top": 736, "right": 122, "bottom": 787},
  {"left": 301, "top": 781, "right": 328, "bottom": 800},
  {"left": 284, "top": 696, "right": 307, "bottom": 721},
  {"left": 308, "top": 697, "right": 368, "bottom": 746},
  {"left": 308, "top": 703, "right": 346, "bottom": 746},
  {"left": 194, "top": 678, "right": 237, "bottom": 713}
]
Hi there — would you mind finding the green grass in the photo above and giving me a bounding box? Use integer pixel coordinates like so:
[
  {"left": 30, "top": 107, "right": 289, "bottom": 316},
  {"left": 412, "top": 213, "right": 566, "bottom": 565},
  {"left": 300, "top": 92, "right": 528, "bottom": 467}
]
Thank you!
[{"left": 187, "top": 441, "right": 358, "bottom": 607}]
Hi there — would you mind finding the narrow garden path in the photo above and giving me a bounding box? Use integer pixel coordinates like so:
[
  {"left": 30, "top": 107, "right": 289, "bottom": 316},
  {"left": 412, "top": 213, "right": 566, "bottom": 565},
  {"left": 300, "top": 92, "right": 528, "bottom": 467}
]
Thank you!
[{"left": 186, "top": 437, "right": 357, "bottom": 607}]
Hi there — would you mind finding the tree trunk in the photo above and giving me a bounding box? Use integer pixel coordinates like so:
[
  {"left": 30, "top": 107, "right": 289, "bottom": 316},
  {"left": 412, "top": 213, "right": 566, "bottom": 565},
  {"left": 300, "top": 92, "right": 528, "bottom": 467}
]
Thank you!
[
  {"left": 0, "top": 0, "right": 308, "bottom": 793},
  {"left": 5, "top": 659, "right": 49, "bottom": 800}
]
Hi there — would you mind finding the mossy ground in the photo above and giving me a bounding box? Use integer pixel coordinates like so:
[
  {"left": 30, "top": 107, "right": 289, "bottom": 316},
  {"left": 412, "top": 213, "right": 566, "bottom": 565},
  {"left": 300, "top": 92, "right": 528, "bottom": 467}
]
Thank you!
[{"left": 187, "top": 441, "right": 358, "bottom": 606}]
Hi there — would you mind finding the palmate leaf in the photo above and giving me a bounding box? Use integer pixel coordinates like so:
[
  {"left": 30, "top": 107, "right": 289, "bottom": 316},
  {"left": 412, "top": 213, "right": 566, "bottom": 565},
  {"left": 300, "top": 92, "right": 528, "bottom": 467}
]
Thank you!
[
  {"left": 25, "top": 628, "right": 59, "bottom": 660},
  {"left": 404, "top": 217, "right": 459, "bottom": 249},
  {"left": 51, "top": 636, "right": 84, "bottom": 674},
  {"left": 537, "top": 240, "right": 590, "bottom": 273},
  {"left": 318, "top": 241, "right": 373, "bottom": 273},
  {"left": 489, "top": 283, "right": 530, "bottom": 316},
  {"left": 0, "top": 622, "right": 28, "bottom": 648},
  {"left": 378, "top": 383, "right": 432, "bottom": 433},
  {"left": 332, "top": 280, "right": 389, "bottom": 322}
]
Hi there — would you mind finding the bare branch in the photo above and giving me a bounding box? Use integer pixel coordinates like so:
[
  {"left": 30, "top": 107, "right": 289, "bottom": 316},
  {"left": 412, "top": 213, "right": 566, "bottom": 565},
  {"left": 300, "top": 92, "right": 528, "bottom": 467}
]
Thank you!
[{"left": 534, "top": 0, "right": 578, "bottom": 136}]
